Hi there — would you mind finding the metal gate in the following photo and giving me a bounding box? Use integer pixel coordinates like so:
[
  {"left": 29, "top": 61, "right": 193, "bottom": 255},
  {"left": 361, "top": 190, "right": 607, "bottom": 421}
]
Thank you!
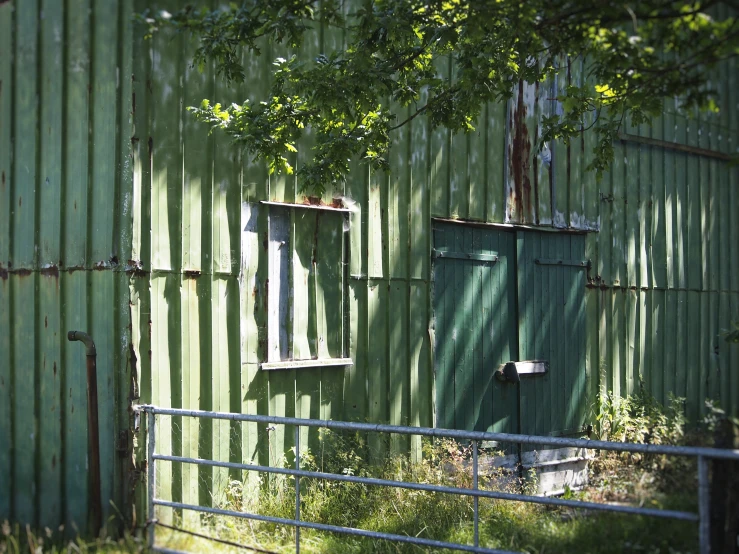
[{"left": 137, "top": 405, "right": 738, "bottom": 554}]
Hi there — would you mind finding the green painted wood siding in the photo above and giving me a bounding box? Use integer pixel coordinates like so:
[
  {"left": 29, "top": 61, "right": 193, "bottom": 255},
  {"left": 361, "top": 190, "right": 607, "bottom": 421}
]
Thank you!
[
  {"left": 0, "top": 0, "right": 134, "bottom": 535},
  {"left": 1, "top": 0, "right": 738, "bottom": 535}
]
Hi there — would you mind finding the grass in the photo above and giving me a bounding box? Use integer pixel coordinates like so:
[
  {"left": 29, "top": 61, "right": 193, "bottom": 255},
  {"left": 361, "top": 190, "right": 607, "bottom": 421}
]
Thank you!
[{"left": 3, "top": 391, "right": 713, "bottom": 553}]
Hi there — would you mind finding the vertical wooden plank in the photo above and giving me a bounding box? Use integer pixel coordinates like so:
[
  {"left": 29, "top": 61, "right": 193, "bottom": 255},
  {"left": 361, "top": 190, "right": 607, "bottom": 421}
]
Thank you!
[
  {"left": 180, "top": 277, "right": 201, "bottom": 527},
  {"left": 506, "top": 81, "right": 537, "bottom": 224},
  {"left": 268, "top": 208, "right": 291, "bottom": 361},
  {"left": 12, "top": 276, "right": 36, "bottom": 525},
  {"left": 582, "top": 68, "right": 599, "bottom": 231},
  {"left": 345, "top": 281, "right": 368, "bottom": 422},
  {"left": 468, "top": 111, "right": 486, "bottom": 221},
  {"left": 432, "top": 229, "right": 450, "bottom": 429},
  {"left": 181, "top": 43, "right": 213, "bottom": 273},
  {"left": 686, "top": 292, "right": 701, "bottom": 421},
  {"left": 63, "top": 271, "right": 88, "bottom": 531},
  {"left": 430, "top": 56, "right": 450, "bottom": 218},
  {"left": 574, "top": 236, "right": 588, "bottom": 429},
  {"left": 0, "top": 276, "right": 9, "bottom": 520},
  {"left": 471, "top": 229, "right": 484, "bottom": 431},
  {"left": 212, "top": 62, "right": 241, "bottom": 278},
  {"left": 150, "top": 276, "right": 173, "bottom": 511},
  {"left": 585, "top": 287, "right": 600, "bottom": 421},
  {"left": 663, "top": 105, "right": 677, "bottom": 289},
  {"left": 685, "top": 119, "right": 701, "bottom": 291},
  {"left": 650, "top": 290, "right": 665, "bottom": 405},
  {"left": 38, "top": 273, "right": 62, "bottom": 527},
  {"left": 149, "top": 23, "right": 178, "bottom": 271},
  {"left": 90, "top": 271, "right": 118, "bottom": 524},
  {"left": 638, "top": 127, "right": 651, "bottom": 289},
  {"left": 290, "top": 208, "right": 312, "bottom": 359},
  {"left": 315, "top": 212, "right": 345, "bottom": 359},
  {"left": 38, "top": 0, "right": 62, "bottom": 266},
  {"left": 568, "top": 60, "right": 584, "bottom": 229},
  {"left": 611, "top": 290, "right": 624, "bottom": 397},
  {"left": 597, "top": 145, "right": 613, "bottom": 285},
  {"left": 552, "top": 59, "right": 569, "bottom": 228},
  {"left": 610, "top": 139, "right": 626, "bottom": 287},
  {"left": 316, "top": 212, "right": 344, "bottom": 422},
  {"left": 90, "top": 0, "right": 119, "bottom": 264},
  {"left": 367, "top": 173, "right": 384, "bottom": 279},
  {"left": 624, "top": 288, "right": 637, "bottom": 397},
  {"left": 409, "top": 281, "right": 430, "bottom": 458},
  {"left": 663, "top": 290, "right": 676, "bottom": 404},
  {"left": 707, "top": 292, "right": 720, "bottom": 404},
  {"left": 389, "top": 281, "right": 409, "bottom": 450},
  {"left": 0, "top": 1, "right": 12, "bottom": 268},
  {"left": 64, "top": 1, "right": 91, "bottom": 268},
  {"left": 486, "top": 102, "right": 507, "bottom": 223},
  {"left": 624, "top": 136, "right": 639, "bottom": 288},
  {"left": 493, "top": 229, "right": 518, "bottom": 435},
  {"left": 367, "top": 281, "right": 388, "bottom": 456},
  {"left": 675, "top": 290, "right": 688, "bottom": 401},
  {"left": 410, "top": 92, "right": 429, "bottom": 280},
  {"left": 536, "top": 77, "right": 553, "bottom": 226},
  {"left": 638, "top": 291, "right": 650, "bottom": 400},
  {"left": 388, "top": 107, "right": 410, "bottom": 278},
  {"left": 651, "top": 110, "right": 667, "bottom": 289},
  {"left": 13, "top": 0, "right": 38, "bottom": 269},
  {"left": 449, "top": 119, "right": 469, "bottom": 219}
]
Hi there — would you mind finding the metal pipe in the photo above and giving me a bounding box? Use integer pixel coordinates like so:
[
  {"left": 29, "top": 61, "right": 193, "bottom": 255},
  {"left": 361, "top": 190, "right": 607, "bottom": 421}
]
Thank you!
[
  {"left": 152, "top": 499, "right": 516, "bottom": 554},
  {"left": 134, "top": 406, "right": 739, "bottom": 461},
  {"left": 698, "top": 456, "right": 710, "bottom": 554},
  {"left": 148, "top": 411, "right": 157, "bottom": 551},
  {"left": 473, "top": 441, "right": 479, "bottom": 548},
  {"left": 295, "top": 426, "right": 301, "bottom": 554},
  {"left": 152, "top": 454, "right": 700, "bottom": 521},
  {"left": 67, "top": 330, "right": 102, "bottom": 536}
]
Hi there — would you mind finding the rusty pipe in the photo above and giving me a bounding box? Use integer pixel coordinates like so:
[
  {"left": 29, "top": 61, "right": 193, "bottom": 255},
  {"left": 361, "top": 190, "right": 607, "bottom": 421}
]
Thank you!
[{"left": 67, "top": 331, "right": 102, "bottom": 537}]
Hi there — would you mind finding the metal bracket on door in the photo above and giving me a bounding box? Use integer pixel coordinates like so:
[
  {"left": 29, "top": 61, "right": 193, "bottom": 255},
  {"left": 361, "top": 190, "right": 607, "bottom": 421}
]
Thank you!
[
  {"left": 534, "top": 258, "right": 590, "bottom": 269},
  {"left": 432, "top": 249, "right": 499, "bottom": 263}
]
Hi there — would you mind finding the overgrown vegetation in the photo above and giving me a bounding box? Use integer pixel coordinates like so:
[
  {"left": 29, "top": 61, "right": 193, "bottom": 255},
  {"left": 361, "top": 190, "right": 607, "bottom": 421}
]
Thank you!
[
  {"left": 5, "top": 390, "right": 729, "bottom": 553},
  {"left": 140, "top": 1, "right": 739, "bottom": 195}
]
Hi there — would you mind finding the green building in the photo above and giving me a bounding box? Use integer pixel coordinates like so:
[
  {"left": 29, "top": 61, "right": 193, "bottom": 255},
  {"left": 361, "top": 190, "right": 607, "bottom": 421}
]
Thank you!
[{"left": 1, "top": 0, "right": 737, "bottom": 534}]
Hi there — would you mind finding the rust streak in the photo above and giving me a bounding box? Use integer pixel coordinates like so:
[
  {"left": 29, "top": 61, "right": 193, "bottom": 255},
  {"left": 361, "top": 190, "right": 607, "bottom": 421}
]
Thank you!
[
  {"left": 510, "top": 80, "right": 531, "bottom": 221},
  {"left": 53, "top": 362, "right": 57, "bottom": 377},
  {"left": 45, "top": 316, "right": 48, "bottom": 328}
]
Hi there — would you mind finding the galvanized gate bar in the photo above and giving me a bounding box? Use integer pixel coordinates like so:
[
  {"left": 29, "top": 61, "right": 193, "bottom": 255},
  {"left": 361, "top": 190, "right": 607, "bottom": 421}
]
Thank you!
[
  {"left": 136, "top": 405, "right": 739, "bottom": 461},
  {"left": 698, "top": 456, "right": 710, "bottom": 554},
  {"left": 151, "top": 454, "right": 700, "bottom": 521},
  {"left": 151, "top": 499, "right": 516, "bottom": 554}
]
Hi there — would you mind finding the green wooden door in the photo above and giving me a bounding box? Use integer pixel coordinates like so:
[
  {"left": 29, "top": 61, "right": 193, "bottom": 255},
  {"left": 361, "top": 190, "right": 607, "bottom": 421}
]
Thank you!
[
  {"left": 433, "top": 223, "right": 587, "bottom": 438},
  {"left": 515, "top": 230, "right": 588, "bottom": 439},
  {"left": 432, "top": 223, "right": 518, "bottom": 433}
]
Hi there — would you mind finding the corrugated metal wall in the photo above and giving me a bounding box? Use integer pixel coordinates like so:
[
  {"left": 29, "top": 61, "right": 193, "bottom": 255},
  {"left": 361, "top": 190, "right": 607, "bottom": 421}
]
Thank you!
[{"left": 0, "top": 0, "right": 134, "bottom": 534}]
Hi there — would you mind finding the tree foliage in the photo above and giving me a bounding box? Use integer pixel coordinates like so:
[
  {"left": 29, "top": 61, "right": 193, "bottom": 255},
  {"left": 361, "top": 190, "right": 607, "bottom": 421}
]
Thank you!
[{"left": 140, "top": 0, "right": 738, "bottom": 195}]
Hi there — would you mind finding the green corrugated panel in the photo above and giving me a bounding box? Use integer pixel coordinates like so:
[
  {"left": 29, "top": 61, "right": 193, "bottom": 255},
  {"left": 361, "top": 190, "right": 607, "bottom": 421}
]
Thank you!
[
  {"left": 0, "top": 2, "right": 11, "bottom": 266},
  {"left": 13, "top": 0, "right": 37, "bottom": 269},
  {"left": 12, "top": 276, "right": 36, "bottom": 524},
  {"left": 39, "top": 0, "right": 62, "bottom": 266}
]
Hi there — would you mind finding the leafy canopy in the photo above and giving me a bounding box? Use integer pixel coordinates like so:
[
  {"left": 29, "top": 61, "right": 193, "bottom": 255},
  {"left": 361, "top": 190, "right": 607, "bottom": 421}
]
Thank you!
[{"left": 141, "top": 1, "right": 738, "bottom": 196}]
